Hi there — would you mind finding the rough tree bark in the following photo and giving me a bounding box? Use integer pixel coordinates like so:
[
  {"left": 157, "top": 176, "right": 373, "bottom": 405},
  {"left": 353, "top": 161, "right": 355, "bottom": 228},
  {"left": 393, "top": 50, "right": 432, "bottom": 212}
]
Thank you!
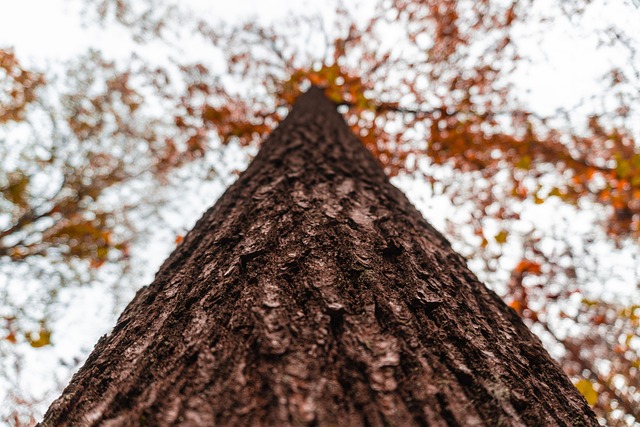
[{"left": 41, "top": 87, "right": 597, "bottom": 426}]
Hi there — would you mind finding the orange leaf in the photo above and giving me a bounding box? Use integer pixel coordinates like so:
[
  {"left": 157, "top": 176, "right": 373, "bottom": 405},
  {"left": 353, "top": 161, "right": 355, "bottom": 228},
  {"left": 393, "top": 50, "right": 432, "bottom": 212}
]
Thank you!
[
  {"left": 90, "top": 259, "right": 106, "bottom": 269},
  {"left": 515, "top": 260, "right": 542, "bottom": 275},
  {"left": 5, "top": 332, "right": 17, "bottom": 344}
]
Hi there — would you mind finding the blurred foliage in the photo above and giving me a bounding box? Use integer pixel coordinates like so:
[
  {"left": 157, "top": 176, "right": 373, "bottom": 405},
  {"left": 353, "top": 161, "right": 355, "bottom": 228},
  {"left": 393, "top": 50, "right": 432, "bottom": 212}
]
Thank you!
[
  {"left": 0, "top": 50, "right": 44, "bottom": 124},
  {"left": 2, "top": 0, "right": 640, "bottom": 424}
]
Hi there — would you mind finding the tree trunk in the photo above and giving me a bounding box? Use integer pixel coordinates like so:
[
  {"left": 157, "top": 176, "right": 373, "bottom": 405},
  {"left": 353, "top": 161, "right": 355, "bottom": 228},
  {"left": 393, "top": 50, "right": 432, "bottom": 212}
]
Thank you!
[{"left": 40, "top": 87, "right": 597, "bottom": 426}]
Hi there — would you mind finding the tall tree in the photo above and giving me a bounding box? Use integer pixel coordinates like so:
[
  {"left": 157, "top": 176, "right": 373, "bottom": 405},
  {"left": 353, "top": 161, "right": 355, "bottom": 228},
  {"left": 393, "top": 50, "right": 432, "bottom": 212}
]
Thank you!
[
  {"left": 3, "top": 1, "right": 639, "bottom": 424},
  {"left": 41, "top": 88, "right": 596, "bottom": 426}
]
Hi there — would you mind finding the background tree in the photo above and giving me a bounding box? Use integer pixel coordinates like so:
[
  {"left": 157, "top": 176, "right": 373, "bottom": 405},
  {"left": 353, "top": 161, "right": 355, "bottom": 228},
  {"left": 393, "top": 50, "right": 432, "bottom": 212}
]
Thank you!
[{"left": 1, "top": 0, "right": 639, "bottom": 425}]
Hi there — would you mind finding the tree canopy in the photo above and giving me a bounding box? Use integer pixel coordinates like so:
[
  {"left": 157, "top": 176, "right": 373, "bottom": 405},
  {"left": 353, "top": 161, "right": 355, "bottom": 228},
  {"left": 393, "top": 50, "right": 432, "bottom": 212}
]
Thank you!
[{"left": 1, "top": 0, "right": 639, "bottom": 425}]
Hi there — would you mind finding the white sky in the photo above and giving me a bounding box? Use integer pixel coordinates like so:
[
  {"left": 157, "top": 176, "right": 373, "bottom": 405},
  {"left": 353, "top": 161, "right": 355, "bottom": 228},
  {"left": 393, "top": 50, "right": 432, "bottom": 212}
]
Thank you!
[
  {"left": 0, "top": 0, "right": 635, "bottom": 120},
  {"left": 3, "top": 0, "right": 638, "bottom": 115}
]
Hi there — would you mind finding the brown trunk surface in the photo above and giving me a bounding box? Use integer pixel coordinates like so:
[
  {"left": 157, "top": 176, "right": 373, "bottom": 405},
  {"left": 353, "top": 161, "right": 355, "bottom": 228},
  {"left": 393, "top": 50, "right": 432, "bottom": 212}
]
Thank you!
[{"left": 40, "top": 87, "right": 597, "bottom": 426}]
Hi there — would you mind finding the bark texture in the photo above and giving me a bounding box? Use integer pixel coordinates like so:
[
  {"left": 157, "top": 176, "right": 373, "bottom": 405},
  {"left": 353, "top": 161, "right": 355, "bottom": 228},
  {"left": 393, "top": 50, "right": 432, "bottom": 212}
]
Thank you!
[{"left": 41, "top": 87, "right": 597, "bottom": 426}]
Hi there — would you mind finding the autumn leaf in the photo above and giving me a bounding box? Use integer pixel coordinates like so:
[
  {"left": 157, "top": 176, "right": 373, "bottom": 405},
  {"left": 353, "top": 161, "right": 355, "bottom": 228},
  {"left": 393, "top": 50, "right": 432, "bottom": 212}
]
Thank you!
[
  {"left": 5, "top": 331, "right": 17, "bottom": 344},
  {"left": 3, "top": 172, "right": 30, "bottom": 209},
  {"left": 515, "top": 260, "right": 542, "bottom": 275},
  {"left": 575, "top": 379, "right": 598, "bottom": 406},
  {"left": 0, "top": 49, "right": 44, "bottom": 123},
  {"left": 89, "top": 259, "right": 106, "bottom": 269},
  {"left": 508, "top": 300, "right": 522, "bottom": 312},
  {"left": 515, "top": 155, "right": 531, "bottom": 170},
  {"left": 616, "top": 158, "right": 631, "bottom": 179},
  {"left": 26, "top": 327, "right": 52, "bottom": 348},
  {"left": 494, "top": 230, "right": 508, "bottom": 244},
  {"left": 548, "top": 187, "right": 564, "bottom": 198}
]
